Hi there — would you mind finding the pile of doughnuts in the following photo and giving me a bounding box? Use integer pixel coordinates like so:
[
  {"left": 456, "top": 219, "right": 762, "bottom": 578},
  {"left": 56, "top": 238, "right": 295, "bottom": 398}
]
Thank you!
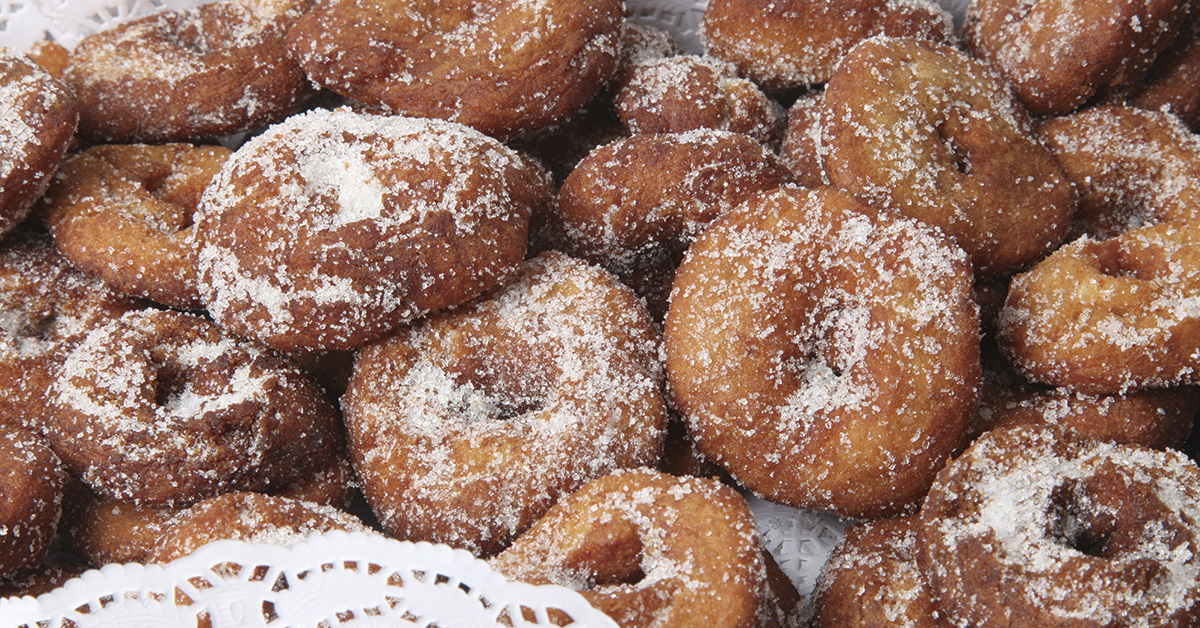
[{"left": 1, "top": 0, "right": 1199, "bottom": 625}]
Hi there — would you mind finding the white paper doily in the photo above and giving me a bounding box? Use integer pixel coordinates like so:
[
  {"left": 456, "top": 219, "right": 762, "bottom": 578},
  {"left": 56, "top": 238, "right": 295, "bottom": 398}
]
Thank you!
[
  {"left": 744, "top": 495, "right": 849, "bottom": 598},
  {"left": 0, "top": 531, "right": 620, "bottom": 628}
]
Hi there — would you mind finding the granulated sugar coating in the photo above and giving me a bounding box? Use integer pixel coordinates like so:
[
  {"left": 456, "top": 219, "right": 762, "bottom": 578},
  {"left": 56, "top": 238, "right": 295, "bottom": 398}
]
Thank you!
[
  {"left": 918, "top": 425, "right": 1200, "bottom": 628},
  {"left": 0, "top": 54, "right": 77, "bottom": 238},
  {"left": 286, "top": 0, "right": 625, "bottom": 140},
  {"left": 490, "top": 468, "right": 796, "bottom": 628},
  {"left": 664, "top": 186, "right": 980, "bottom": 519},
  {"left": 46, "top": 308, "right": 341, "bottom": 507},
  {"left": 822, "top": 35, "right": 1076, "bottom": 278},
  {"left": 546, "top": 129, "right": 791, "bottom": 319},
  {"left": 965, "top": 0, "right": 1188, "bottom": 116},
  {"left": 0, "top": 234, "right": 141, "bottom": 434},
  {"left": 195, "top": 108, "right": 551, "bottom": 352},
  {"left": 343, "top": 252, "right": 667, "bottom": 556},
  {"left": 1039, "top": 104, "right": 1200, "bottom": 239},
  {"left": 0, "top": 429, "right": 65, "bottom": 576},
  {"left": 999, "top": 220, "right": 1200, "bottom": 394},
  {"left": 62, "top": 0, "right": 316, "bottom": 143},
  {"left": 40, "top": 143, "right": 233, "bottom": 311},
  {"left": 701, "top": 0, "right": 957, "bottom": 91},
  {"left": 812, "top": 516, "right": 952, "bottom": 628}
]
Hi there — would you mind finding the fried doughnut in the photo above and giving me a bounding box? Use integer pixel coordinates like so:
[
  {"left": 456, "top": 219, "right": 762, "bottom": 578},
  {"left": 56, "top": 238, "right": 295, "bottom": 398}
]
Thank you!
[
  {"left": 813, "top": 516, "right": 952, "bottom": 628},
  {"left": 701, "top": 0, "right": 956, "bottom": 92},
  {"left": 664, "top": 186, "right": 980, "bottom": 518},
  {"left": 778, "top": 90, "right": 827, "bottom": 188},
  {"left": 977, "top": 351, "right": 1198, "bottom": 449},
  {"left": 615, "top": 55, "right": 785, "bottom": 148},
  {"left": 46, "top": 308, "right": 341, "bottom": 506},
  {"left": 60, "top": 479, "right": 181, "bottom": 567},
  {"left": 342, "top": 252, "right": 666, "bottom": 556},
  {"left": 40, "top": 143, "right": 231, "bottom": 310},
  {"left": 0, "top": 429, "right": 65, "bottom": 577},
  {"left": 195, "top": 108, "right": 551, "bottom": 352},
  {"left": 491, "top": 468, "right": 794, "bottom": 628},
  {"left": 965, "top": 0, "right": 1188, "bottom": 116},
  {"left": 0, "top": 548, "right": 88, "bottom": 599},
  {"left": 1038, "top": 104, "right": 1200, "bottom": 239},
  {"left": 148, "top": 492, "right": 371, "bottom": 563},
  {"left": 543, "top": 130, "right": 791, "bottom": 319},
  {"left": 0, "top": 54, "right": 77, "bottom": 239},
  {"left": 0, "top": 233, "right": 141, "bottom": 433},
  {"left": 1105, "top": 8, "right": 1200, "bottom": 130},
  {"left": 63, "top": 0, "right": 316, "bottom": 143},
  {"left": 286, "top": 0, "right": 624, "bottom": 141},
  {"left": 918, "top": 425, "right": 1200, "bottom": 628},
  {"left": 823, "top": 36, "right": 1076, "bottom": 278},
  {"left": 998, "top": 221, "right": 1200, "bottom": 394}
]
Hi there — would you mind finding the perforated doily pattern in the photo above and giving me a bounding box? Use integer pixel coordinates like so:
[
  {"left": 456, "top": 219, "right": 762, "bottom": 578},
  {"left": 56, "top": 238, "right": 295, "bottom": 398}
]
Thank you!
[
  {"left": 0, "top": 532, "right": 620, "bottom": 628},
  {"left": 0, "top": 0, "right": 204, "bottom": 51}
]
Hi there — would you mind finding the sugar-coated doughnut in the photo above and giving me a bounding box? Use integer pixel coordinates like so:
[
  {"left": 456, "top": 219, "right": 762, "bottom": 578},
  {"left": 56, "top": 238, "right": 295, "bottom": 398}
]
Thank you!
[
  {"left": 823, "top": 36, "right": 1076, "bottom": 278},
  {"left": 1105, "top": 8, "right": 1200, "bottom": 130},
  {"left": 701, "top": 0, "right": 956, "bottom": 92},
  {"left": 965, "top": 0, "right": 1188, "bottom": 116},
  {"left": 918, "top": 425, "right": 1200, "bottom": 628},
  {"left": 40, "top": 143, "right": 231, "bottom": 310},
  {"left": 813, "top": 516, "right": 952, "bottom": 628},
  {"left": 0, "top": 54, "right": 77, "bottom": 239},
  {"left": 615, "top": 55, "right": 785, "bottom": 148},
  {"left": 998, "top": 221, "right": 1200, "bottom": 394},
  {"left": 0, "top": 549, "right": 88, "bottom": 599},
  {"left": 148, "top": 492, "right": 371, "bottom": 563},
  {"left": 343, "top": 252, "right": 666, "bottom": 556},
  {"left": 63, "top": 0, "right": 316, "bottom": 143},
  {"left": 665, "top": 186, "right": 980, "bottom": 518},
  {"left": 543, "top": 130, "right": 791, "bottom": 319},
  {"left": 46, "top": 308, "right": 341, "bottom": 506},
  {"left": 977, "top": 351, "right": 1198, "bottom": 450},
  {"left": 491, "top": 468, "right": 798, "bottom": 628},
  {"left": 0, "top": 233, "right": 141, "bottom": 433},
  {"left": 778, "top": 90, "right": 827, "bottom": 188},
  {"left": 1038, "top": 104, "right": 1200, "bottom": 239},
  {"left": 195, "top": 109, "right": 551, "bottom": 352},
  {"left": 287, "top": 0, "right": 624, "bottom": 141},
  {"left": 60, "top": 479, "right": 181, "bottom": 567},
  {"left": 0, "top": 429, "right": 64, "bottom": 577}
]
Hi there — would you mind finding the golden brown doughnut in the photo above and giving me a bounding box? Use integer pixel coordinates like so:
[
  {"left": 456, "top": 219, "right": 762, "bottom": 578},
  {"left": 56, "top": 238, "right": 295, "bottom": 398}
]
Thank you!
[
  {"left": 701, "top": 0, "right": 957, "bottom": 92},
  {"left": 195, "top": 108, "right": 550, "bottom": 352},
  {"left": 46, "top": 308, "right": 341, "bottom": 506},
  {"left": 665, "top": 186, "right": 980, "bottom": 518},
  {"left": 0, "top": 233, "right": 141, "bottom": 433},
  {"left": 813, "top": 516, "right": 952, "bottom": 628},
  {"left": 343, "top": 252, "right": 667, "bottom": 556},
  {"left": 977, "top": 350, "right": 1198, "bottom": 450},
  {"left": 286, "top": 0, "right": 624, "bottom": 141},
  {"left": 918, "top": 425, "right": 1200, "bottom": 628},
  {"left": 63, "top": 0, "right": 316, "bottom": 143},
  {"left": 965, "top": 0, "right": 1188, "bottom": 116},
  {"left": 148, "top": 492, "right": 370, "bottom": 563},
  {"left": 60, "top": 479, "right": 182, "bottom": 567},
  {"left": 998, "top": 221, "right": 1200, "bottom": 394},
  {"left": 0, "top": 429, "right": 65, "bottom": 577},
  {"left": 0, "top": 53, "right": 77, "bottom": 239},
  {"left": 615, "top": 55, "right": 785, "bottom": 148},
  {"left": 823, "top": 36, "right": 1076, "bottom": 278},
  {"left": 778, "top": 90, "right": 827, "bottom": 188},
  {"left": 1105, "top": 7, "right": 1200, "bottom": 129},
  {"left": 1038, "top": 104, "right": 1200, "bottom": 239},
  {"left": 491, "top": 468, "right": 795, "bottom": 628},
  {"left": 543, "top": 130, "right": 791, "bottom": 319},
  {"left": 40, "top": 143, "right": 231, "bottom": 310}
]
